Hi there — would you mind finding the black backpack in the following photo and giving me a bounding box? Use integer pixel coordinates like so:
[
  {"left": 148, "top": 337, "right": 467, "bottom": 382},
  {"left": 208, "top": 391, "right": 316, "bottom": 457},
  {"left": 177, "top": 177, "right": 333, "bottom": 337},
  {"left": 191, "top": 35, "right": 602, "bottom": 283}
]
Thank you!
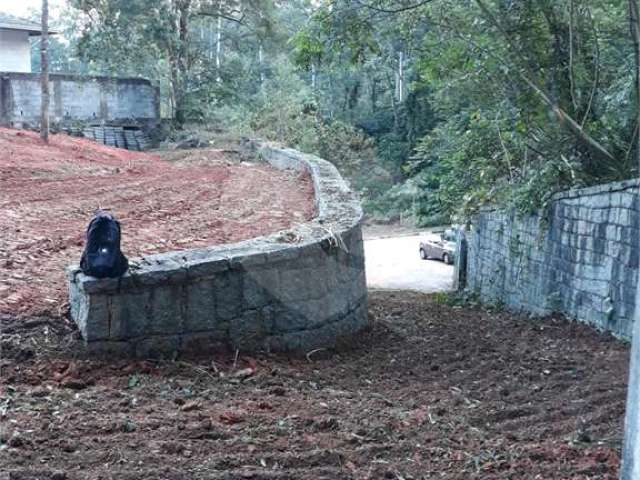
[{"left": 80, "top": 211, "right": 129, "bottom": 278}]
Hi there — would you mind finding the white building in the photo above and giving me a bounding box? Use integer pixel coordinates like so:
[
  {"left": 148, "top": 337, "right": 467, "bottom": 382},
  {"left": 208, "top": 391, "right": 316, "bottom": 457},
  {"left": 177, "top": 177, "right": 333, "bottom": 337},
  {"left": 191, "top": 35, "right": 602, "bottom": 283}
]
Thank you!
[{"left": 0, "top": 13, "right": 56, "bottom": 73}]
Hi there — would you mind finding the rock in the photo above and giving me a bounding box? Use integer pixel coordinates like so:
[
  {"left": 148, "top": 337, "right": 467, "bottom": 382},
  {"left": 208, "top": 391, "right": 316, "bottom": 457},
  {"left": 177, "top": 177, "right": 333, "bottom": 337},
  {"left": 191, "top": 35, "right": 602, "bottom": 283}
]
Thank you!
[
  {"left": 8, "top": 432, "right": 24, "bottom": 448},
  {"left": 59, "top": 439, "right": 76, "bottom": 452},
  {"left": 121, "top": 420, "right": 137, "bottom": 433},
  {"left": 60, "top": 377, "right": 91, "bottom": 390},
  {"left": 232, "top": 368, "right": 255, "bottom": 380},
  {"left": 30, "top": 387, "right": 50, "bottom": 398},
  {"left": 314, "top": 417, "right": 339, "bottom": 431},
  {"left": 181, "top": 400, "right": 201, "bottom": 412},
  {"left": 161, "top": 441, "right": 185, "bottom": 455},
  {"left": 270, "top": 386, "right": 286, "bottom": 397}
]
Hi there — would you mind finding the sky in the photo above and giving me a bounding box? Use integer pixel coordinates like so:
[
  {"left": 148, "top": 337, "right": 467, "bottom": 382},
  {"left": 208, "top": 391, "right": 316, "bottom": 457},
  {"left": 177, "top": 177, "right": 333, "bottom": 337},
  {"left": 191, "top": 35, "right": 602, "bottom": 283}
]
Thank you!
[{"left": 0, "top": 0, "right": 65, "bottom": 20}]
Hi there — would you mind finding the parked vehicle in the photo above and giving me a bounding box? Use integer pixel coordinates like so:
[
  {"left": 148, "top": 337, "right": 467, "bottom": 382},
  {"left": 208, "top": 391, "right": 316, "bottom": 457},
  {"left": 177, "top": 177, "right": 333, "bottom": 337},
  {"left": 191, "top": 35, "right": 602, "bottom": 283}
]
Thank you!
[{"left": 419, "top": 229, "right": 457, "bottom": 264}]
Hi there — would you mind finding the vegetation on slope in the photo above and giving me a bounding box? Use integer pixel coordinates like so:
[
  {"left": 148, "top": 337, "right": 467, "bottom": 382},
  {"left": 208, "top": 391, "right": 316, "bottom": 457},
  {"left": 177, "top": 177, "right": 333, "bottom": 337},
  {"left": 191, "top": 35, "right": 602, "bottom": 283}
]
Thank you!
[{"left": 31, "top": 0, "right": 640, "bottom": 225}]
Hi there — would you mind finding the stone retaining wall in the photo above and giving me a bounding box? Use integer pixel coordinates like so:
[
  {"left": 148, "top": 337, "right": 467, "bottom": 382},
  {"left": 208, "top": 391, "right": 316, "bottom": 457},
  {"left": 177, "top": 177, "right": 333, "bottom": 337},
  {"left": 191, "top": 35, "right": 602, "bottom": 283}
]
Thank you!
[
  {"left": 465, "top": 179, "right": 639, "bottom": 339},
  {"left": 67, "top": 142, "right": 368, "bottom": 357}
]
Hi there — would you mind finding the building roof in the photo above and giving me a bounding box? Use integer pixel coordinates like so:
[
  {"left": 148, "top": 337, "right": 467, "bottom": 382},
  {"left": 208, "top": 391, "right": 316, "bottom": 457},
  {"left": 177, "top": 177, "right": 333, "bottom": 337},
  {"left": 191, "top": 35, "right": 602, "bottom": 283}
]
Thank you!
[{"left": 0, "top": 13, "right": 58, "bottom": 36}]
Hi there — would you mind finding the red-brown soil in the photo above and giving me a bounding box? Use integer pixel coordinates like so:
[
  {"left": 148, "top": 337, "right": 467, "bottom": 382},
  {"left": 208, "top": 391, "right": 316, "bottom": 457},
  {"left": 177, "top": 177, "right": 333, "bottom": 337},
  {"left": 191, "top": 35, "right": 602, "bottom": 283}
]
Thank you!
[
  {"left": 0, "top": 128, "right": 315, "bottom": 317},
  {"left": 0, "top": 292, "right": 628, "bottom": 479}
]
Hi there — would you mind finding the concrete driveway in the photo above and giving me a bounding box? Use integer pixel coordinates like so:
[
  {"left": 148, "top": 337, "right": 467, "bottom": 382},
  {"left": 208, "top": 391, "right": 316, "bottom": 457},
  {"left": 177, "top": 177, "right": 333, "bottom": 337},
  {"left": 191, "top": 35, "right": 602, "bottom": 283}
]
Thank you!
[{"left": 364, "top": 234, "right": 454, "bottom": 292}]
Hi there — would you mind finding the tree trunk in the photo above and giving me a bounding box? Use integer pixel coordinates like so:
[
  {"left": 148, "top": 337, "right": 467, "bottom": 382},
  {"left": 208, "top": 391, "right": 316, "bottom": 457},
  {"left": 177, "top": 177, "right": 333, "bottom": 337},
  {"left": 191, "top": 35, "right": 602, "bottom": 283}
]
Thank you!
[
  {"left": 216, "top": 0, "right": 223, "bottom": 83},
  {"left": 259, "top": 43, "right": 265, "bottom": 89},
  {"left": 397, "top": 51, "right": 404, "bottom": 103},
  {"left": 474, "top": 0, "right": 615, "bottom": 163},
  {"left": 173, "top": 0, "right": 191, "bottom": 126},
  {"left": 40, "top": 0, "right": 49, "bottom": 143}
]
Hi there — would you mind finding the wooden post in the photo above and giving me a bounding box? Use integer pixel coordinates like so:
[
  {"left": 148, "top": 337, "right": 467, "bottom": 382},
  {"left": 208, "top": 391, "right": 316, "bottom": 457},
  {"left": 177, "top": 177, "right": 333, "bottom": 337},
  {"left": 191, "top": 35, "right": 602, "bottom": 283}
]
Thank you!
[{"left": 40, "top": 0, "right": 49, "bottom": 143}]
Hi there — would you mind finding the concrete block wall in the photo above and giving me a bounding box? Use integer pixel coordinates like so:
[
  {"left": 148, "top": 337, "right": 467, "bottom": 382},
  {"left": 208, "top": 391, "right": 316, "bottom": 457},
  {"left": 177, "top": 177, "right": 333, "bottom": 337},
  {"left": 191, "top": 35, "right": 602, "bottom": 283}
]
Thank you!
[
  {"left": 67, "top": 142, "right": 368, "bottom": 357},
  {"left": 466, "top": 179, "right": 639, "bottom": 339},
  {"left": 0, "top": 72, "right": 159, "bottom": 127}
]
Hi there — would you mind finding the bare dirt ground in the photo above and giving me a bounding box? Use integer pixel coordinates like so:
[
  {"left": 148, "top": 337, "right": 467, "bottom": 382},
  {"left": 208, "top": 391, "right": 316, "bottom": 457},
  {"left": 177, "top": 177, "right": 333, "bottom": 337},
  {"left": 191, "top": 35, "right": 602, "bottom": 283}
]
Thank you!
[
  {"left": 0, "top": 291, "right": 628, "bottom": 479},
  {"left": 0, "top": 128, "right": 315, "bottom": 318}
]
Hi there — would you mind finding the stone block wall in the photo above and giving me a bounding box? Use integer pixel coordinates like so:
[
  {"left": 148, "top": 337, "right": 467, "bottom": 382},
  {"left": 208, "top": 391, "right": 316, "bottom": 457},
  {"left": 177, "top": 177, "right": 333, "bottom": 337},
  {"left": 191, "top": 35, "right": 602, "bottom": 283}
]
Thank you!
[
  {"left": 466, "top": 179, "right": 639, "bottom": 339},
  {"left": 67, "top": 143, "right": 368, "bottom": 357},
  {"left": 0, "top": 72, "right": 159, "bottom": 128}
]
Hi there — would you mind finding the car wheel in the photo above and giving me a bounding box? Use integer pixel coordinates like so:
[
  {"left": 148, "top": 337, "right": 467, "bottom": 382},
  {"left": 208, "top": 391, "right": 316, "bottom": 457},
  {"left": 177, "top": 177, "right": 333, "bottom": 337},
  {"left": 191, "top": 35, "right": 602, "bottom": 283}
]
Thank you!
[
  {"left": 443, "top": 253, "right": 451, "bottom": 264},
  {"left": 420, "top": 248, "right": 428, "bottom": 260}
]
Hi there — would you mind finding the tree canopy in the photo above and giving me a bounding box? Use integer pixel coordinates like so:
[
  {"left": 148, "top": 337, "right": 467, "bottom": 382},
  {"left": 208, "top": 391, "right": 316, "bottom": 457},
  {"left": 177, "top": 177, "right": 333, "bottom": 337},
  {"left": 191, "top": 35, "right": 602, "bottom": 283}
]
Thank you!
[{"left": 39, "top": 0, "right": 640, "bottom": 224}]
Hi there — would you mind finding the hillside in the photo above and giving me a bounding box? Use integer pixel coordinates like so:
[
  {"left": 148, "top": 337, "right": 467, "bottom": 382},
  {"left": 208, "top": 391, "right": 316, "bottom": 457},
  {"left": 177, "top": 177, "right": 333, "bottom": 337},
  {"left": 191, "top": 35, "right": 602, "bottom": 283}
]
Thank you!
[{"left": 0, "top": 128, "right": 315, "bottom": 317}]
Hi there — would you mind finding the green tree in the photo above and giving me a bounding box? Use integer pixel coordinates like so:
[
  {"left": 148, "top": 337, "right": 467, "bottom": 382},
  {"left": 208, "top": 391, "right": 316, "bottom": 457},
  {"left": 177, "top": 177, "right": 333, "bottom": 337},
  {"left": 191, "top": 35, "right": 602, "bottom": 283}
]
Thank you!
[
  {"left": 70, "top": 0, "right": 276, "bottom": 124},
  {"left": 295, "top": 0, "right": 639, "bottom": 221}
]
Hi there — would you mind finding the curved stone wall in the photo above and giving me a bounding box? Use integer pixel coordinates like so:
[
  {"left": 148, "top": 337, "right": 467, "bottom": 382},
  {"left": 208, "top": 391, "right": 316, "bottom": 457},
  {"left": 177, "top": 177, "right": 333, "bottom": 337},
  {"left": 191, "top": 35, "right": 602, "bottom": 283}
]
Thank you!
[{"left": 67, "top": 142, "right": 368, "bottom": 357}]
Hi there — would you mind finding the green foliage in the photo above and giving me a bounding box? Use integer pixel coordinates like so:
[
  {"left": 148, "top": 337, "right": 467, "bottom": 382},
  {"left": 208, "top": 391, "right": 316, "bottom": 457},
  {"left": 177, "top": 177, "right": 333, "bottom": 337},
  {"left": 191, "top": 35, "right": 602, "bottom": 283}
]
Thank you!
[
  {"left": 290, "top": 28, "right": 324, "bottom": 67},
  {"left": 410, "top": 0, "right": 635, "bottom": 218},
  {"left": 294, "top": 0, "right": 638, "bottom": 221},
  {"left": 47, "top": 0, "right": 640, "bottom": 224},
  {"left": 431, "top": 291, "right": 454, "bottom": 305},
  {"left": 218, "top": 58, "right": 394, "bottom": 203}
]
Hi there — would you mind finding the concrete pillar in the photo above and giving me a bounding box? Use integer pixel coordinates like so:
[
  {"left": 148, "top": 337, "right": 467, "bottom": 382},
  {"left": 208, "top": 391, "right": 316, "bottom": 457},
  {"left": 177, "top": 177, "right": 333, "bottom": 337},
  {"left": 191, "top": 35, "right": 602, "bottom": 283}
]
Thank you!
[
  {"left": 453, "top": 229, "right": 467, "bottom": 292},
  {"left": 0, "top": 75, "right": 13, "bottom": 126},
  {"left": 622, "top": 289, "right": 640, "bottom": 479}
]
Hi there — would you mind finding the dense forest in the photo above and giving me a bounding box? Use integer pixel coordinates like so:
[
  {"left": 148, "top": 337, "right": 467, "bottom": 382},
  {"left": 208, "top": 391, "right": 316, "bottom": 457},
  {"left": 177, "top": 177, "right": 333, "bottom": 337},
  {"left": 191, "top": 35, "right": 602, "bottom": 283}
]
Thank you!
[{"left": 34, "top": 0, "right": 640, "bottom": 225}]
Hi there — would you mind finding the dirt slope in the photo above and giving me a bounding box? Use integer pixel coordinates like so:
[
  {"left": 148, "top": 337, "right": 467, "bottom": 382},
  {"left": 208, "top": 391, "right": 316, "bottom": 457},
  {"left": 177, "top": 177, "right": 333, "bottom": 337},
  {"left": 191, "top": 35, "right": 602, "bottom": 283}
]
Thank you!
[
  {"left": 0, "top": 128, "right": 315, "bottom": 317},
  {"left": 0, "top": 292, "right": 628, "bottom": 479}
]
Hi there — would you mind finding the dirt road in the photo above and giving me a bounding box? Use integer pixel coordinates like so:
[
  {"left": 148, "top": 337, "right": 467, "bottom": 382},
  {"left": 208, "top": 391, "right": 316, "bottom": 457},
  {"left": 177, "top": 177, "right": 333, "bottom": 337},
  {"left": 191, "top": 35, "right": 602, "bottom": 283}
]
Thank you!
[
  {"left": 0, "top": 291, "right": 626, "bottom": 479},
  {"left": 365, "top": 234, "right": 454, "bottom": 292}
]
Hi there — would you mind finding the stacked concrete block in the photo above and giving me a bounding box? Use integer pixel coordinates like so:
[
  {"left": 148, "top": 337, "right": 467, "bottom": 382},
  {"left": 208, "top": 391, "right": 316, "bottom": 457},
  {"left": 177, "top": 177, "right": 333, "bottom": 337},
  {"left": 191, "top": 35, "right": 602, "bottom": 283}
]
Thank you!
[
  {"left": 67, "top": 142, "right": 368, "bottom": 357},
  {"left": 466, "top": 179, "right": 639, "bottom": 339},
  {"left": 82, "top": 126, "right": 152, "bottom": 151}
]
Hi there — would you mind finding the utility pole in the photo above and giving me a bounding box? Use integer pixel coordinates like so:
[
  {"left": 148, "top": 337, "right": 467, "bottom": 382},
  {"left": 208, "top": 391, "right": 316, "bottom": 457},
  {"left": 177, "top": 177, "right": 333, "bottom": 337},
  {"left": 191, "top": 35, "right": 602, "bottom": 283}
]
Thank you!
[
  {"left": 398, "top": 50, "right": 404, "bottom": 103},
  {"left": 40, "top": 0, "right": 49, "bottom": 143},
  {"left": 622, "top": 1, "right": 640, "bottom": 478},
  {"left": 216, "top": 0, "right": 222, "bottom": 83},
  {"left": 632, "top": 0, "right": 640, "bottom": 172}
]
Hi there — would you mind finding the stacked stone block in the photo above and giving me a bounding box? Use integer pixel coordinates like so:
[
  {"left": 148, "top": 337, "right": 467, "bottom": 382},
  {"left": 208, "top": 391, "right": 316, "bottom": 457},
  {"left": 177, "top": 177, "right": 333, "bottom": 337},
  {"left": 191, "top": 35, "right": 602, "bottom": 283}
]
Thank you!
[
  {"left": 466, "top": 179, "right": 639, "bottom": 339},
  {"left": 67, "top": 143, "right": 368, "bottom": 356}
]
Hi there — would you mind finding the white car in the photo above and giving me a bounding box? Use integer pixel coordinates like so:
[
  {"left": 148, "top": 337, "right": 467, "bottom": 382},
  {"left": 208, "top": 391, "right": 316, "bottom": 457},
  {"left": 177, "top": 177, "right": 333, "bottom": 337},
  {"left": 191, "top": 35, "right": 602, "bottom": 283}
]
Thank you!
[{"left": 419, "top": 230, "right": 456, "bottom": 264}]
